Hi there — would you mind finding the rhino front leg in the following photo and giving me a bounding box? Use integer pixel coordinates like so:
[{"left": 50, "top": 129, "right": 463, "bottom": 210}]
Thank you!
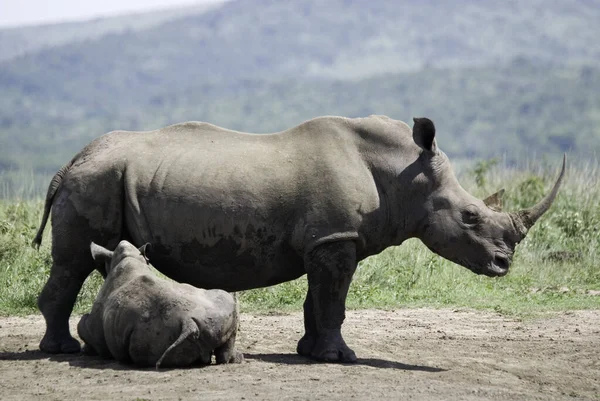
[{"left": 303, "top": 241, "right": 358, "bottom": 363}]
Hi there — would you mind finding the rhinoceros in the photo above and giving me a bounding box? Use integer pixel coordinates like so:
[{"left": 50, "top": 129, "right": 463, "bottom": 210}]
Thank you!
[
  {"left": 77, "top": 240, "right": 242, "bottom": 368},
  {"left": 33, "top": 115, "right": 565, "bottom": 362}
]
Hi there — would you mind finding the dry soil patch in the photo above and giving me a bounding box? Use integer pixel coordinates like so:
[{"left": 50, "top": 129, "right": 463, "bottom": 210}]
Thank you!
[{"left": 1, "top": 308, "right": 599, "bottom": 400}]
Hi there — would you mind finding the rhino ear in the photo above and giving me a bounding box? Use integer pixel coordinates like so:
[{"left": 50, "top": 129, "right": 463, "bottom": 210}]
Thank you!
[
  {"left": 138, "top": 243, "right": 151, "bottom": 264},
  {"left": 412, "top": 117, "right": 436, "bottom": 152},
  {"left": 90, "top": 242, "right": 114, "bottom": 264},
  {"left": 483, "top": 189, "right": 505, "bottom": 212}
]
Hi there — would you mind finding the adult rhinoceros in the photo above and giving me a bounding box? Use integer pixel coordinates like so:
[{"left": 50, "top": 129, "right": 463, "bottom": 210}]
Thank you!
[{"left": 33, "top": 115, "right": 565, "bottom": 362}]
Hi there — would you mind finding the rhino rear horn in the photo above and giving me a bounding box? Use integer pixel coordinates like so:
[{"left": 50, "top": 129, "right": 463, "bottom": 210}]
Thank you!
[{"left": 511, "top": 154, "right": 566, "bottom": 235}]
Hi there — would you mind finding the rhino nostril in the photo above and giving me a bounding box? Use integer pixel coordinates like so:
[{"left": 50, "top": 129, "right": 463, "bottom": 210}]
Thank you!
[{"left": 494, "top": 255, "right": 510, "bottom": 271}]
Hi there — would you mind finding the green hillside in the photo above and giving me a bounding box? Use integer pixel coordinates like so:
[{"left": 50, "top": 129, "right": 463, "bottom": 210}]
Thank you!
[
  {"left": 2, "top": 0, "right": 599, "bottom": 85},
  {"left": 1, "top": 59, "right": 599, "bottom": 173},
  {"left": 0, "top": 1, "right": 224, "bottom": 63}
]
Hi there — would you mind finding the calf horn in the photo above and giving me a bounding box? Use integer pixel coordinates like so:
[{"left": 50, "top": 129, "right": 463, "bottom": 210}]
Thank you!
[{"left": 511, "top": 154, "right": 566, "bottom": 237}]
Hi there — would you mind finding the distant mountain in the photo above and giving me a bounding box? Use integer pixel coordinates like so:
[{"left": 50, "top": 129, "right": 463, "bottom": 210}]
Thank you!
[
  {"left": 2, "top": 0, "right": 600, "bottom": 88},
  {"left": 1, "top": 59, "right": 598, "bottom": 173},
  {"left": 0, "top": 1, "right": 225, "bottom": 63}
]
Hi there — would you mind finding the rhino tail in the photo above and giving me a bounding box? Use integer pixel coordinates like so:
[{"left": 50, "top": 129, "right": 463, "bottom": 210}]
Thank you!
[
  {"left": 31, "top": 161, "right": 73, "bottom": 249},
  {"left": 155, "top": 319, "right": 199, "bottom": 369}
]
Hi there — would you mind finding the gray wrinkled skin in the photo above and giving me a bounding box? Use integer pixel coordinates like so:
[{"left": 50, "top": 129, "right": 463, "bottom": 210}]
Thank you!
[
  {"left": 33, "top": 115, "right": 565, "bottom": 362},
  {"left": 77, "top": 240, "right": 242, "bottom": 368}
]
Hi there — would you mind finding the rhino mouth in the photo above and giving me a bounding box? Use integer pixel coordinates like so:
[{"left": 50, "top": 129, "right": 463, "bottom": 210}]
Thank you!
[
  {"left": 455, "top": 254, "right": 509, "bottom": 277},
  {"left": 485, "top": 254, "right": 510, "bottom": 277}
]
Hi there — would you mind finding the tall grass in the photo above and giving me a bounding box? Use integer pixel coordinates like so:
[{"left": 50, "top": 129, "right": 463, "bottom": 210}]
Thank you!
[
  {"left": 0, "top": 160, "right": 598, "bottom": 316},
  {"left": 0, "top": 170, "right": 51, "bottom": 200}
]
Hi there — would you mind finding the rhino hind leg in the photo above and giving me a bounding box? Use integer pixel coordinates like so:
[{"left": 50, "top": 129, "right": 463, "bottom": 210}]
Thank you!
[
  {"left": 302, "top": 241, "right": 358, "bottom": 363},
  {"left": 38, "top": 260, "right": 90, "bottom": 353},
  {"left": 38, "top": 192, "right": 122, "bottom": 354}
]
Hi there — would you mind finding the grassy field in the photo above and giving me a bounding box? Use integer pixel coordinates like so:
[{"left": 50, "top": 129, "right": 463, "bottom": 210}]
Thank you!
[{"left": 0, "top": 159, "right": 598, "bottom": 317}]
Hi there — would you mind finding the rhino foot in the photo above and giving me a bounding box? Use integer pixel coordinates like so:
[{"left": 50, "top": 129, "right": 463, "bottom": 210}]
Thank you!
[
  {"left": 81, "top": 343, "right": 98, "bottom": 356},
  {"left": 307, "top": 332, "right": 357, "bottom": 363},
  {"left": 296, "top": 334, "right": 317, "bottom": 356},
  {"left": 214, "top": 333, "right": 244, "bottom": 364},
  {"left": 311, "top": 342, "right": 357, "bottom": 363},
  {"left": 215, "top": 349, "right": 244, "bottom": 364},
  {"left": 39, "top": 333, "right": 81, "bottom": 354}
]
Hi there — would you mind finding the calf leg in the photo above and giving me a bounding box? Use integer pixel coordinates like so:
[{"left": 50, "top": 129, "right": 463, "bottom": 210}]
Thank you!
[
  {"left": 215, "top": 333, "right": 243, "bottom": 364},
  {"left": 304, "top": 241, "right": 358, "bottom": 363},
  {"left": 77, "top": 313, "right": 111, "bottom": 358}
]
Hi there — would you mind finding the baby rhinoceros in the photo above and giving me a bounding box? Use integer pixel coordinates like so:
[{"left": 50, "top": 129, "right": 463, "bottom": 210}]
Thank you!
[{"left": 77, "top": 240, "right": 243, "bottom": 368}]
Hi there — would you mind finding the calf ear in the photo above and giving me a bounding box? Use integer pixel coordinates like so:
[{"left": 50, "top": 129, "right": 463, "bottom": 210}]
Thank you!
[
  {"left": 90, "top": 242, "right": 114, "bottom": 264},
  {"left": 412, "top": 117, "right": 437, "bottom": 152},
  {"left": 483, "top": 189, "right": 505, "bottom": 211},
  {"left": 138, "top": 243, "right": 151, "bottom": 264}
]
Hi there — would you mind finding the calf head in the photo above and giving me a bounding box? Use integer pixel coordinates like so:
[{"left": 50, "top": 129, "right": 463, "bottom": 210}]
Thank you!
[
  {"left": 411, "top": 118, "right": 565, "bottom": 277},
  {"left": 90, "top": 240, "right": 151, "bottom": 276}
]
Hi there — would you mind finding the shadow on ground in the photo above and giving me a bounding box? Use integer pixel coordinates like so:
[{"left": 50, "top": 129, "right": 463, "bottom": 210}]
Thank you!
[
  {"left": 244, "top": 353, "right": 446, "bottom": 372},
  {"left": 0, "top": 350, "right": 212, "bottom": 372},
  {"left": 1, "top": 350, "right": 445, "bottom": 372}
]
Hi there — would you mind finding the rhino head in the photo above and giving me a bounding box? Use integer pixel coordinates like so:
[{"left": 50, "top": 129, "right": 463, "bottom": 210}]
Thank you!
[{"left": 411, "top": 118, "right": 565, "bottom": 277}]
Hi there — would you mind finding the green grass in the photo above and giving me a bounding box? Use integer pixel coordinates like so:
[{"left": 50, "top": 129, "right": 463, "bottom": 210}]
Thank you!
[{"left": 0, "top": 160, "right": 599, "bottom": 317}]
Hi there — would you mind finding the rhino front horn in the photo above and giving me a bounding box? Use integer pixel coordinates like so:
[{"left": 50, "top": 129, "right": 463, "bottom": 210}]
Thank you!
[{"left": 511, "top": 154, "right": 566, "bottom": 236}]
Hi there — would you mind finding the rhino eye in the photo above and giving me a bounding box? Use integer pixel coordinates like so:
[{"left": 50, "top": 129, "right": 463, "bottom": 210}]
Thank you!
[{"left": 461, "top": 207, "right": 481, "bottom": 225}]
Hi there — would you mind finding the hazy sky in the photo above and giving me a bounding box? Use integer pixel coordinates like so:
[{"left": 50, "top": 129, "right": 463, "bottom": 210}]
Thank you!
[{"left": 0, "top": 0, "right": 222, "bottom": 28}]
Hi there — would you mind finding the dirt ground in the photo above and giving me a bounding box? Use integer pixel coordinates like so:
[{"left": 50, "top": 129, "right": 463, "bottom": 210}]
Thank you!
[{"left": 0, "top": 308, "right": 599, "bottom": 401}]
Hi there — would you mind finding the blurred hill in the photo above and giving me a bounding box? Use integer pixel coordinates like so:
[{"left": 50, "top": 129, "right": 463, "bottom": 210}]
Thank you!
[
  {"left": 1, "top": 0, "right": 599, "bottom": 184},
  {"left": 3, "top": 0, "right": 600, "bottom": 81},
  {"left": 0, "top": 1, "right": 224, "bottom": 63}
]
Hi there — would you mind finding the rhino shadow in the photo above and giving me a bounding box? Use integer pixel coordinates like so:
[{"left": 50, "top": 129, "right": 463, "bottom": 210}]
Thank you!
[
  {"left": 63, "top": 354, "right": 214, "bottom": 371},
  {"left": 0, "top": 350, "right": 211, "bottom": 371},
  {"left": 244, "top": 353, "right": 446, "bottom": 372},
  {"left": 0, "top": 349, "right": 87, "bottom": 363},
  {"left": 0, "top": 349, "right": 129, "bottom": 370}
]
